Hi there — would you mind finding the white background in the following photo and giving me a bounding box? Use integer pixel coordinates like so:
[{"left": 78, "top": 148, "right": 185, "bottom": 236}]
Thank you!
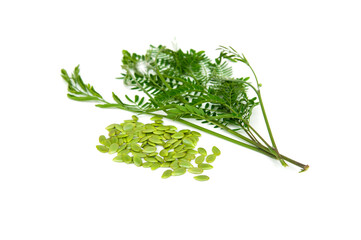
[{"left": 1, "top": 0, "right": 361, "bottom": 239}]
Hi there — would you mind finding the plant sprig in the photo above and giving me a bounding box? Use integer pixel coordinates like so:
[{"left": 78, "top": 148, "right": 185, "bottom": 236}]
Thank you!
[{"left": 61, "top": 45, "right": 309, "bottom": 172}]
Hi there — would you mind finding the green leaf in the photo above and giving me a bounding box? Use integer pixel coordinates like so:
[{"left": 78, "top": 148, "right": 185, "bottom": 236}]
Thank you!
[
  {"left": 95, "top": 103, "right": 122, "bottom": 109},
  {"left": 67, "top": 94, "right": 99, "bottom": 102},
  {"left": 112, "top": 92, "right": 123, "bottom": 105},
  {"left": 125, "top": 95, "right": 133, "bottom": 103}
]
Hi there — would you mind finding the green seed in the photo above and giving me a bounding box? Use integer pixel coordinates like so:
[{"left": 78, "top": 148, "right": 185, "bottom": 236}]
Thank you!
[
  {"left": 151, "top": 162, "right": 161, "bottom": 170},
  {"left": 99, "top": 135, "right": 106, "bottom": 144},
  {"left": 133, "top": 155, "right": 142, "bottom": 167},
  {"left": 160, "top": 162, "right": 171, "bottom": 168},
  {"left": 130, "top": 143, "right": 142, "bottom": 152},
  {"left": 132, "top": 115, "right": 139, "bottom": 121},
  {"left": 182, "top": 137, "right": 194, "bottom": 147},
  {"left": 134, "top": 152, "right": 147, "bottom": 158},
  {"left": 188, "top": 167, "right": 203, "bottom": 174},
  {"left": 171, "top": 132, "right": 184, "bottom": 139},
  {"left": 163, "top": 133, "right": 171, "bottom": 140},
  {"left": 103, "top": 139, "right": 111, "bottom": 147},
  {"left": 148, "top": 152, "right": 158, "bottom": 157},
  {"left": 108, "top": 129, "right": 116, "bottom": 136},
  {"left": 187, "top": 149, "right": 198, "bottom": 155},
  {"left": 155, "top": 120, "right": 164, "bottom": 124},
  {"left": 143, "top": 145, "right": 157, "bottom": 153},
  {"left": 173, "top": 152, "right": 186, "bottom": 159},
  {"left": 123, "top": 123, "right": 134, "bottom": 131},
  {"left": 195, "top": 155, "right": 205, "bottom": 164},
  {"left": 170, "top": 140, "right": 182, "bottom": 149},
  {"left": 155, "top": 155, "right": 164, "bottom": 162},
  {"left": 114, "top": 124, "right": 123, "bottom": 131},
  {"left": 142, "top": 162, "right": 152, "bottom": 168},
  {"left": 149, "top": 136, "right": 164, "bottom": 145},
  {"left": 179, "top": 129, "right": 190, "bottom": 134},
  {"left": 191, "top": 131, "right": 201, "bottom": 137},
  {"left": 174, "top": 144, "right": 184, "bottom": 152},
  {"left": 118, "top": 149, "right": 130, "bottom": 155},
  {"left": 112, "top": 155, "right": 124, "bottom": 162},
  {"left": 172, "top": 167, "right": 186, "bottom": 176},
  {"left": 144, "top": 157, "right": 158, "bottom": 163},
  {"left": 118, "top": 144, "right": 127, "bottom": 151},
  {"left": 105, "top": 124, "right": 116, "bottom": 130},
  {"left": 198, "top": 147, "right": 207, "bottom": 155},
  {"left": 150, "top": 116, "right": 163, "bottom": 121},
  {"left": 178, "top": 160, "right": 193, "bottom": 169},
  {"left": 212, "top": 146, "right": 221, "bottom": 156},
  {"left": 161, "top": 169, "right": 173, "bottom": 179},
  {"left": 198, "top": 163, "right": 213, "bottom": 170},
  {"left": 108, "top": 143, "right": 119, "bottom": 154},
  {"left": 206, "top": 154, "right": 216, "bottom": 163},
  {"left": 118, "top": 138, "right": 124, "bottom": 145},
  {"left": 159, "top": 149, "right": 169, "bottom": 157},
  {"left": 153, "top": 130, "right": 165, "bottom": 135},
  {"left": 157, "top": 126, "right": 170, "bottom": 131},
  {"left": 185, "top": 153, "right": 196, "bottom": 160},
  {"left": 143, "top": 128, "right": 155, "bottom": 133},
  {"left": 193, "top": 175, "right": 210, "bottom": 181},
  {"left": 96, "top": 145, "right": 108, "bottom": 153},
  {"left": 110, "top": 136, "right": 118, "bottom": 144},
  {"left": 170, "top": 160, "right": 179, "bottom": 170}
]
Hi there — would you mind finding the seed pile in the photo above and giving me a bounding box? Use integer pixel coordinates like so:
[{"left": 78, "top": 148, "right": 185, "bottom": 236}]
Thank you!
[{"left": 96, "top": 115, "right": 221, "bottom": 181}]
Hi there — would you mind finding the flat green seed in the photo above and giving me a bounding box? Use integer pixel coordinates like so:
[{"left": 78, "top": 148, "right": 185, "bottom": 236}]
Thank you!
[
  {"left": 166, "top": 130, "right": 177, "bottom": 134},
  {"left": 173, "top": 152, "right": 186, "bottom": 159},
  {"left": 157, "top": 126, "right": 169, "bottom": 131},
  {"left": 169, "top": 126, "right": 177, "bottom": 130},
  {"left": 138, "top": 132, "right": 146, "bottom": 138},
  {"left": 151, "top": 162, "right": 161, "bottom": 170},
  {"left": 123, "top": 123, "right": 134, "bottom": 131},
  {"left": 132, "top": 115, "right": 139, "bottom": 121},
  {"left": 172, "top": 167, "right": 186, "bottom": 176},
  {"left": 131, "top": 143, "right": 142, "bottom": 152},
  {"left": 118, "top": 144, "right": 127, "bottom": 151},
  {"left": 118, "top": 149, "right": 130, "bottom": 155},
  {"left": 99, "top": 135, "right": 106, "bottom": 144},
  {"left": 179, "top": 129, "right": 190, "bottom": 134},
  {"left": 142, "top": 162, "right": 152, "bottom": 168},
  {"left": 153, "top": 130, "right": 165, "bottom": 135},
  {"left": 108, "top": 129, "right": 116, "bottom": 136},
  {"left": 110, "top": 136, "right": 118, "bottom": 144},
  {"left": 166, "top": 138, "right": 178, "bottom": 144},
  {"left": 185, "top": 153, "right": 196, "bottom": 160},
  {"left": 155, "top": 155, "right": 164, "bottom": 162},
  {"left": 96, "top": 145, "right": 108, "bottom": 153},
  {"left": 174, "top": 145, "right": 184, "bottom": 152},
  {"left": 187, "top": 149, "right": 198, "bottom": 155},
  {"left": 112, "top": 155, "right": 124, "bottom": 162},
  {"left": 170, "top": 140, "right": 182, "bottom": 149},
  {"left": 103, "top": 139, "right": 112, "bottom": 147},
  {"left": 108, "top": 143, "right": 119, "bottom": 154},
  {"left": 170, "top": 160, "right": 179, "bottom": 170},
  {"left": 105, "top": 124, "right": 116, "bottom": 130},
  {"left": 161, "top": 169, "right": 173, "bottom": 179},
  {"left": 115, "top": 130, "right": 121, "bottom": 135},
  {"left": 125, "top": 134, "right": 134, "bottom": 143},
  {"left": 198, "top": 147, "right": 207, "bottom": 156},
  {"left": 160, "top": 162, "right": 171, "bottom": 168},
  {"left": 143, "top": 145, "right": 157, "bottom": 153},
  {"left": 155, "top": 120, "right": 164, "bottom": 124},
  {"left": 147, "top": 142, "right": 157, "bottom": 147},
  {"left": 195, "top": 155, "right": 205, "bottom": 164},
  {"left": 163, "top": 133, "right": 171, "bottom": 140},
  {"left": 143, "top": 129, "right": 155, "bottom": 133},
  {"left": 179, "top": 160, "right": 193, "bottom": 169},
  {"left": 164, "top": 157, "right": 175, "bottom": 162},
  {"left": 134, "top": 152, "right": 147, "bottom": 158},
  {"left": 118, "top": 138, "right": 124, "bottom": 145},
  {"left": 188, "top": 167, "right": 203, "bottom": 174},
  {"left": 139, "top": 135, "right": 151, "bottom": 143},
  {"left": 159, "top": 149, "right": 169, "bottom": 157},
  {"left": 133, "top": 155, "right": 142, "bottom": 166},
  {"left": 198, "top": 163, "right": 213, "bottom": 170},
  {"left": 144, "top": 157, "right": 158, "bottom": 163},
  {"left": 193, "top": 175, "right": 210, "bottom": 181},
  {"left": 149, "top": 136, "right": 164, "bottom": 144},
  {"left": 150, "top": 116, "right": 163, "bottom": 121},
  {"left": 144, "top": 124, "right": 156, "bottom": 129},
  {"left": 148, "top": 152, "right": 158, "bottom": 157},
  {"left": 171, "top": 132, "right": 184, "bottom": 139},
  {"left": 114, "top": 124, "right": 123, "bottom": 131},
  {"left": 206, "top": 154, "right": 216, "bottom": 163},
  {"left": 119, "top": 155, "right": 132, "bottom": 163},
  {"left": 191, "top": 131, "right": 201, "bottom": 137},
  {"left": 212, "top": 146, "right": 221, "bottom": 156},
  {"left": 118, "top": 133, "right": 128, "bottom": 138}
]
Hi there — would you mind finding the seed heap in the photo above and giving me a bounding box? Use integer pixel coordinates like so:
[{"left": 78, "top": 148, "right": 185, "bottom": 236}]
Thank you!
[{"left": 96, "top": 115, "right": 221, "bottom": 181}]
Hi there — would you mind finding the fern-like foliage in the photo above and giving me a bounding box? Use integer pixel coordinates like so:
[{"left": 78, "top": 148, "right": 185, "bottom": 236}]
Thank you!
[{"left": 118, "top": 45, "right": 259, "bottom": 130}]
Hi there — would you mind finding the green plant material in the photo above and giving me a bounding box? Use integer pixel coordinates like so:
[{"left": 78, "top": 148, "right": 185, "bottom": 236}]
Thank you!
[
  {"left": 108, "top": 143, "right": 119, "bottom": 154},
  {"left": 212, "top": 146, "right": 221, "bottom": 156},
  {"left": 96, "top": 145, "right": 108, "bottom": 153},
  {"left": 172, "top": 167, "right": 187, "bottom": 176},
  {"left": 161, "top": 169, "right": 173, "bottom": 179},
  {"left": 188, "top": 167, "right": 203, "bottom": 174},
  {"left": 61, "top": 45, "right": 309, "bottom": 172},
  {"left": 193, "top": 175, "right": 210, "bottom": 181},
  {"left": 198, "top": 147, "right": 207, "bottom": 156},
  {"left": 195, "top": 155, "right": 205, "bottom": 164},
  {"left": 206, "top": 154, "right": 216, "bottom": 163},
  {"left": 198, "top": 163, "right": 213, "bottom": 170}
]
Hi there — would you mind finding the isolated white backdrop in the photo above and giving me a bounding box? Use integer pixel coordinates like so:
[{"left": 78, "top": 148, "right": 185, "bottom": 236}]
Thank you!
[{"left": 1, "top": 0, "right": 360, "bottom": 239}]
